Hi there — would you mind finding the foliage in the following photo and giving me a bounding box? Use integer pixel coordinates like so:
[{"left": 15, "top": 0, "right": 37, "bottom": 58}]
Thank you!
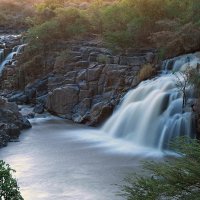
[
  {"left": 26, "top": 20, "right": 59, "bottom": 53},
  {"left": 0, "top": 0, "right": 34, "bottom": 29},
  {"left": 55, "top": 7, "right": 89, "bottom": 39},
  {"left": 119, "top": 137, "right": 200, "bottom": 200},
  {"left": 0, "top": 160, "right": 23, "bottom": 200},
  {"left": 138, "top": 64, "right": 156, "bottom": 81}
]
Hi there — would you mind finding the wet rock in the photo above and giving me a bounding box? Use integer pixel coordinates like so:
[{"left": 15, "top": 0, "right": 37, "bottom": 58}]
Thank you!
[
  {"left": 8, "top": 92, "right": 28, "bottom": 104},
  {"left": 33, "top": 104, "right": 44, "bottom": 114},
  {"left": 86, "top": 102, "right": 114, "bottom": 126},
  {"left": 0, "top": 96, "right": 31, "bottom": 148}
]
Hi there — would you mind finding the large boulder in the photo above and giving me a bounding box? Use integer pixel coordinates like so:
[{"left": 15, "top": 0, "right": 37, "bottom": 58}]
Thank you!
[
  {"left": 0, "top": 96, "right": 31, "bottom": 148},
  {"left": 85, "top": 102, "right": 114, "bottom": 126},
  {"left": 46, "top": 84, "right": 79, "bottom": 117}
]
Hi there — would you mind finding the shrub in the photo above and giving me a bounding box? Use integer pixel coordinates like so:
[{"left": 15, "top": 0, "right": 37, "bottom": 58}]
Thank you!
[
  {"left": 119, "top": 137, "right": 200, "bottom": 200},
  {"left": 138, "top": 64, "right": 156, "bottom": 81},
  {"left": 26, "top": 20, "right": 60, "bottom": 55},
  {"left": 0, "top": 160, "right": 23, "bottom": 200},
  {"left": 55, "top": 7, "right": 89, "bottom": 39}
]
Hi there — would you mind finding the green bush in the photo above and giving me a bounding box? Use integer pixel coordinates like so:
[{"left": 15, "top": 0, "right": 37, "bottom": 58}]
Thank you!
[
  {"left": 26, "top": 20, "right": 60, "bottom": 55},
  {"left": 119, "top": 137, "right": 200, "bottom": 200},
  {"left": 0, "top": 160, "right": 23, "bottom": 200},
  {"left": 55, "top": 7, "right": 89, "bottom": 39}
]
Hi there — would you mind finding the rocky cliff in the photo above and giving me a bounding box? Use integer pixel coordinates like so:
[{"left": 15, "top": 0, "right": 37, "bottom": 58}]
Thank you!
[{"left": 0, "top": 39, "right": 157, "bottom": 126}]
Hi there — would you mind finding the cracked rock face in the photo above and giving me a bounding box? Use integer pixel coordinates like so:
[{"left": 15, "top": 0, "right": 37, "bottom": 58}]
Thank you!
[{"left": 45, "top": 42, "right": 156, "bottom": 125}]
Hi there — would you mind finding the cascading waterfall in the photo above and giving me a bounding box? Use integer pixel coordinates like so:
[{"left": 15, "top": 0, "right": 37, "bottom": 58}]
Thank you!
[
  {"left": 0, "top": 44, "right": 26, "bottom": 73},
  {"left": 102, "top": 53, "right": 200, "bottom": 150}
]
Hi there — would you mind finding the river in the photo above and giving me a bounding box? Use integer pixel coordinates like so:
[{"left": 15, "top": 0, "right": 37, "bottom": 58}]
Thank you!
[{"left": 0, "top": 116, "right": 162, "bottom": 200}]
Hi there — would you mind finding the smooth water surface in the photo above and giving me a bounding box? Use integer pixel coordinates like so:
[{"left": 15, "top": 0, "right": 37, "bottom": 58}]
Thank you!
[{"left": 0, "top": 117, "right": 158, "bottom": 200}]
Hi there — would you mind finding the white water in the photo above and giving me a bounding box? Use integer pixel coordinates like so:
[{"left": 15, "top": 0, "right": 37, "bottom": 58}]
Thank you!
[
  {"left": 0, "top": 44, "right": 26, "bottom": 73},
  {"left": 102, "top": 53, "right": 200, "bottom": 149}
]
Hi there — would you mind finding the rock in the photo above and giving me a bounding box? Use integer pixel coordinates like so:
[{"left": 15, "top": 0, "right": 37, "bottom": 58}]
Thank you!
[
  {"left": 6, "top": 124, "right": 20, "bottom": 139},
  {"left": 46, "top": 85, "right": 80, "bottom": 116},
  {"left": 76, "top": 61, "right": 89, "bottom": 69},
  {"left": 25, "top": 112, "right": 35, "bottom": 119},
  {"left": 78, "top": 81, "right": 88, "bottom": 90},
  {"left": 8, "top": 92, "right": 28, "bottom": 104},
  {"left": 87, "top": 64, "right": 104, "bottom": 82},
  {"left": 21, "top": 117, "right": 32, "bottom": 129},
  {"left": 79, "top": 89, "right": 91, "bottom": 101},
  {"left": 126, "top": 56, "right": 146, "bottom": 66},
  {"left": 36, "top": 94, "right": 48, "bottom": 106},
  {"left": 76, "top": 69, "right": 87, "bottom": 82},
  {"left": 87, "top": 102, "right": 114, "bottom": 126},
  {"left": 25, "top": 77, "right": 48, "bottom": 101},
  {"left": 0, "top": 96, "right": 31, "bottom": 147},
  {"left": 33, "top": 104, "right": 44, "bottom": 114},
  {"left": 0, "top": 37, "right": 156, "bottom": 128},
  {"left": 72, "top": 98, "right": 91, "bottom": 123},
  {"left": 64, "top": 71, "right": 77, "bottom": 84}
]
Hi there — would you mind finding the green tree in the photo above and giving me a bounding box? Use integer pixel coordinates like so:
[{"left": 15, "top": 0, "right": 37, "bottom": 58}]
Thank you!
[
  {"left": 55, "top": 7, "right": 89, "bottom": 39},
  {"left": 119, "top": 137, "right": 200, "bottom": 200},
  {"left": 0, "top": 160, "right": 23, "bottom": 200}
]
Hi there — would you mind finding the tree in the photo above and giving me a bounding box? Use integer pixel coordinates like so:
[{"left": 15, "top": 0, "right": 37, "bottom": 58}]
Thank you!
[
  {"left": 0, "top": 160, "right": 23, "bottom": 200},
  {"left": 173, "top": 58, "right": 192, "bottom": 111},
  {"left": 119, "top": 137, "right": 200, "bottom": 200}
]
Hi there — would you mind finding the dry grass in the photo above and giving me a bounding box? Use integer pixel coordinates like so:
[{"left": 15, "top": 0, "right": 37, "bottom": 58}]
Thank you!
[{"left": 138, "top": 64, "right": 156, "bottom": 81}]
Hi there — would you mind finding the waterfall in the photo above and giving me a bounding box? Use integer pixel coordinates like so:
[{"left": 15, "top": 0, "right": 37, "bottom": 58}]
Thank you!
[
  {"left": 102, "top": 53, "right": 200, "bottom": 150},
  {"left": 0, "top": 49, "right": 4, "bottom": 63},
  {"left": 0, "top": 44, "right": 26, "bottom": 73}
]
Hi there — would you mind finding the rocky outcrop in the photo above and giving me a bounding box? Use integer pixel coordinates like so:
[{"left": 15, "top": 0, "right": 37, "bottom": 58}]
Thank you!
[
  {"left": 45, "top": 42, "right": 157, "bottom": 125},
  {"left": 0, "top": 39, "right": 157, "bottom": 126},
  {"left": 0, "top": 96, "right": 31, "bottom": 147}
]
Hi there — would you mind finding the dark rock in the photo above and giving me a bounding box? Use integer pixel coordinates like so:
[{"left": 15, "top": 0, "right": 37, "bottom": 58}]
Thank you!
[
  {"left": 76, "top": 61, "right": 89, "bottom": 69},
  {"left": 36, "top": 94, "right": 48, "bottom": 106},
  {"left": 26, "top": 112, "right": 35, "bottom": 119},
  {"left": 8, "top": 92, "right": 28, "bottom": 104},
  {"left": 33, "top": 104, "right": 44, "bottom": 114},
  {"left": 46, "top": 84, "right": 80, "bottom": 115},
  {"left": 72, "top": 98, "right": 91, "bottom": 123},
  {"left": 87, "top": 64, "right": 103, "bottom": 82},
  {"left": 86, "top": 102, "right": 114, "bottom": 126},
  {"left": 0, "top": 96, "right": 31, "bottom": 148}
]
